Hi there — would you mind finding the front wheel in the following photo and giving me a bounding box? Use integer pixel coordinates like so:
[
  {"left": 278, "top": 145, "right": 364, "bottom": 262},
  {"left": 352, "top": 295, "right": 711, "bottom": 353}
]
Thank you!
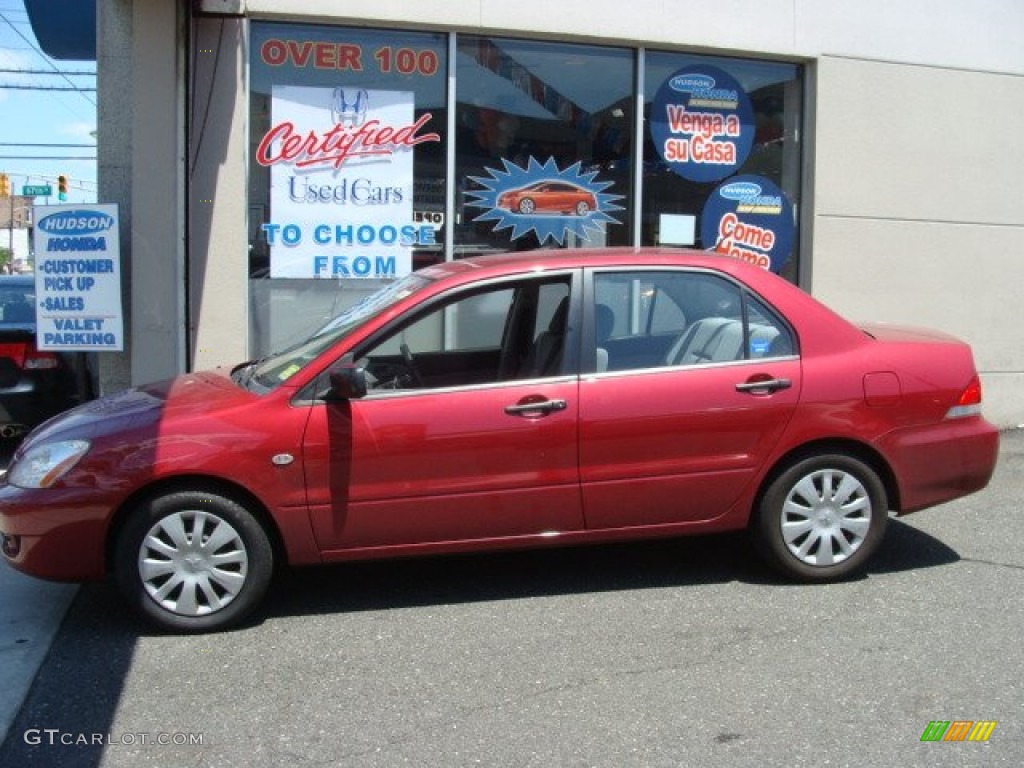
[
  {"left": 752, "top": 454, "right": 888, "bottom": 581},
  {"left": 114, "top": 490, "right": 274, "bottom": 633}
]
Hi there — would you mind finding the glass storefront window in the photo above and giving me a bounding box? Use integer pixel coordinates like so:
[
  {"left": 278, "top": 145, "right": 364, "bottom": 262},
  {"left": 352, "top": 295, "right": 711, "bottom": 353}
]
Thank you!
[
  {"left": 243, "top": 22, "right": 804, "bottom": 359},
  {"left": 454, "top": 36, "right": 635, "bottom": 256},
  {"left": 248, "top": 23, "right": 447, "bottom": 356},
  {"left": 642, "top": 53, "right": 803, "bottom": 281}
]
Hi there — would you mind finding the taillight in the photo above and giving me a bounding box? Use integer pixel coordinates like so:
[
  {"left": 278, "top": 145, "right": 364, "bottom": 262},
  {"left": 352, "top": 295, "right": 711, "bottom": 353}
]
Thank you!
[
  {"left": 0, "top": 341, "right": 58, "bottom": 370},
  {"left": 24, "top": 350, "right": 60, "bottom": 370},
  {"left": 945, "top": 374, "right": 983, "bottom": 419}
]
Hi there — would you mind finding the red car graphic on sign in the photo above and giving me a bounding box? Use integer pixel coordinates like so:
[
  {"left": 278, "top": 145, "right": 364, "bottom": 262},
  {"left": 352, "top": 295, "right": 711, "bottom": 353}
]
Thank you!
[{"left": 497, "top": 181, "right": 597, "bottom": 216}]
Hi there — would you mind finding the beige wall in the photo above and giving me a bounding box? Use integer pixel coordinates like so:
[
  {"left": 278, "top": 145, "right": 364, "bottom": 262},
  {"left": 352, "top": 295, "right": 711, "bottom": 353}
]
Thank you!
[
  {"left": 810, "top": 57, "right": 1024, "bottom": 426},
  {"left": 130, "top": 0, "right": 185, "bottom": 385},
  {"left": 245, "top": 0, "right": 1024, "bottom": 75},
  {"left": 188, "top": 18, "right": 249, "bottom": 371},
  {"left": 98, "top": 0, "right": 186, "bottom": 390}
]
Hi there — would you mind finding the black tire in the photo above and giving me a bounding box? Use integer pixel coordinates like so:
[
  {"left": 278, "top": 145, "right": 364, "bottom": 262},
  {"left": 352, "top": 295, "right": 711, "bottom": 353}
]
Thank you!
[
  {"left": 752, "top": 454, "right": 888, "bottom": 582},
  {"left": 114, "top": 490, "right": 274, "bottom": 633},
  {"left": 518, "top": 198, "right": 536, "bottom": 214},
  {"left": 575, "top": 201, "right": 590, "bottom": 216}
]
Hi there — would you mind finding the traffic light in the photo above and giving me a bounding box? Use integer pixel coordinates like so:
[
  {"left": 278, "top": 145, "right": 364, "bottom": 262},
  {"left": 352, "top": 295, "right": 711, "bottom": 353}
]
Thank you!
[
  {"left": 58, "top": 175, "right": 69, "bottom": 201},
  {"left": 0, "top": 173, "right": 9, "bottom": 198}
]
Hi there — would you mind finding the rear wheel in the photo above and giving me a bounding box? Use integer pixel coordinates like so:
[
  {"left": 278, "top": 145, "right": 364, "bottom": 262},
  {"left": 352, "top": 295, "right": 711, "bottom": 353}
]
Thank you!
[
  {"left": 114, "top": 490, "right": 273, "bottom": 633},
  {"left": 752, "top": 454, "right": 888, "bottom": 581}
]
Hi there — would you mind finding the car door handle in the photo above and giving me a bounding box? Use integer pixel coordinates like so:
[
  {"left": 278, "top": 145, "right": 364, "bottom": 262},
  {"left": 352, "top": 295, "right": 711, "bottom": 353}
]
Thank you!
[
  {"left": 735, "top": 378, "right": 792, "bottom": 394},
  {"left": 504, "top": 398, "right": 568, "bottom": 416}
]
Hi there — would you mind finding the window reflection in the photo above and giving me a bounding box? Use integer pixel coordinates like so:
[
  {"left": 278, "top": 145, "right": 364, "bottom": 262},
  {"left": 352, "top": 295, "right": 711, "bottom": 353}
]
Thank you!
[{"left": 454, "top": 36, "right": 635, "bottom": 256}]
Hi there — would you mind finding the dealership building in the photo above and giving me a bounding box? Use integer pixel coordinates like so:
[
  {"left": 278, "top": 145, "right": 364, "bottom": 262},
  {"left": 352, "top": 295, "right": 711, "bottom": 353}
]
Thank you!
[{"left": 28, "top": 0, "right": 1024, "bottom": 426}]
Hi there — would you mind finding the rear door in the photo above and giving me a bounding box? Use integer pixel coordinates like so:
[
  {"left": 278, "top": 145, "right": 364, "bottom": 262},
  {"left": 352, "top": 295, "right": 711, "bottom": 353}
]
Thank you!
[{"left": 579, "top": 268, "right": 801, "bottom": 529}]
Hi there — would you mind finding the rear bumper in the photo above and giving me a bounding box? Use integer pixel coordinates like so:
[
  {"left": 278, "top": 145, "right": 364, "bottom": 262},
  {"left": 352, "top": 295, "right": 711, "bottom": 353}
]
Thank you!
[{"left": 878, "top": 417, "right": 1000, "bottom": 514}]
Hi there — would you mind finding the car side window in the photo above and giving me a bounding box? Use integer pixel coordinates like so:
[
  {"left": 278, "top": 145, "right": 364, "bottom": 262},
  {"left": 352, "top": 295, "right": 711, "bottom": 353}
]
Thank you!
[
  {"left": 746, "top": 294, "right": 795, "bottom": 359},
  {"left": 593, "top": 270, "right": 795, "bottom": 371},
  {"left": 355, "top": 277, "right": 572, "bottom": 391},
  {"left": 594, "top": 270, "right": 741, "bottom": 371}
]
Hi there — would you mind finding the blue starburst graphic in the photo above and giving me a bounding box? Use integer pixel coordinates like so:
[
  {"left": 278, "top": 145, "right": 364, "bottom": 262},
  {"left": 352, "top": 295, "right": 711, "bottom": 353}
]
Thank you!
[{"left": 466, "top": 157, "right": 623, "bottom": 245}]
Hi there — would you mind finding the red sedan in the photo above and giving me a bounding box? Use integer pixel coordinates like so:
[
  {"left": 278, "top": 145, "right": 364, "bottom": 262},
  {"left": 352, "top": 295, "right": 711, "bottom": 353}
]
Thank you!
[{"left": 0, "top": 249, "right": 999, "bottom": 632}]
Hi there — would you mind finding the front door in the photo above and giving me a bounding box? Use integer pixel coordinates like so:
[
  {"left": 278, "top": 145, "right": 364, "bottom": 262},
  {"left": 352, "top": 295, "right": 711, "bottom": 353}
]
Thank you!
[{"left": 302, "top": 272, "right": 585, "bottom": 554}]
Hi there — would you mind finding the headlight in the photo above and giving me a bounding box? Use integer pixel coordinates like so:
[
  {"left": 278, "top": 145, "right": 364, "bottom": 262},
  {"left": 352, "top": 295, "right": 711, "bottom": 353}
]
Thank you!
[{"left": 7, "top": 440, "right": 91, "bottom": 489}]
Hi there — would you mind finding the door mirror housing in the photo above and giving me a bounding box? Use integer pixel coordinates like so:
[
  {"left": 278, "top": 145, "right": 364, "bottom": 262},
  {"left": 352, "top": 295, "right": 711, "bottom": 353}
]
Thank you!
[{"left": 328, "top": 363, "right": 367, "bottom": 400}]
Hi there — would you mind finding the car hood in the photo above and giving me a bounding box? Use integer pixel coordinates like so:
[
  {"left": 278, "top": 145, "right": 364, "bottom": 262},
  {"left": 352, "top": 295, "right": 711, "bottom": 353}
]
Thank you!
[{"left": 22, "top": 368, "right": 251, "bottom": 446}]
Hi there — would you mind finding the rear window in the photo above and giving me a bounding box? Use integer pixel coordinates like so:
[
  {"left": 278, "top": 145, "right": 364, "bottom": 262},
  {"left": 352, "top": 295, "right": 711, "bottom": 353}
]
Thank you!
[{"left": 0, "top": 280, "right": 35, "bottom": 326}]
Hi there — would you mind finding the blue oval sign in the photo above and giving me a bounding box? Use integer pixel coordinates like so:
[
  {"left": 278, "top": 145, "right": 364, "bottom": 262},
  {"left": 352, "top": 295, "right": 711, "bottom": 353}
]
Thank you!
[
  {"left": 38, "top": 210, "right": 116, "bottom": 235},
  {"left": 701, "top": 175, "right": 795, "bottom": 274},
  {"left": 650, "top": 65, "right": 755, "bottom": 183},
  {"left": 669, "top": 74, "right": 716, "bottom": 92},
  {"left": 719, "top": 182, "right": 763, "bottom": 201}
]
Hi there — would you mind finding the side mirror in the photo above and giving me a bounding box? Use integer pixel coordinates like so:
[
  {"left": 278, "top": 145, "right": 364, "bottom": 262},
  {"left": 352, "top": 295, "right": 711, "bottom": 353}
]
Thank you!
[{"left": 328, "top": 364, "right": 367, "bottom": 400}]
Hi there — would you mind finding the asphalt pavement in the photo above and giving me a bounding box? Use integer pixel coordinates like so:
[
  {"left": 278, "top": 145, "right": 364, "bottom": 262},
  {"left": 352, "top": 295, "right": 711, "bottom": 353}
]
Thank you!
[{"left": 0, "top": 428, "right": 1021, "bottom": 766}]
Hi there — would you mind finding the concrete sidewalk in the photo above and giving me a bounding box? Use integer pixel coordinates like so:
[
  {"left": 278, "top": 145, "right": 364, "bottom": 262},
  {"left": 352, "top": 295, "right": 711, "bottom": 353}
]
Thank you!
[
  {"left": 0, "top": 565, "right": 76, "bottom": 745},
  {"left": 0, "top": 449, "right": 77, "bottom": 745}
]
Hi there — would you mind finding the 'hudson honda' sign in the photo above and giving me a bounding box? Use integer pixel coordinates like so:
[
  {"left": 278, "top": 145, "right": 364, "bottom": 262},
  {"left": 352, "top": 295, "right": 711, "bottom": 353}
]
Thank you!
[{"left": 32, "top": 203, "right": 124, "bottom": 351}]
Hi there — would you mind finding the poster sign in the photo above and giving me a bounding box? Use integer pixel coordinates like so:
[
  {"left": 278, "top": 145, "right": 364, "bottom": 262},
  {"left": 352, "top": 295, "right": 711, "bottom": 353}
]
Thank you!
[
  {"left": 650, "top": 65, "right": 755, "bottom": 183},
  {"left": 32, "top": 203, "right": 124, "bottom": 351},
  {"left": 466, "top": 157, "right": 622, "bottom": 245},
  {"left": 700, "top": 175, "right": 795, "bottom": 273},
  {"left": 256, "top": 85, "right": 440, "bottom": 278}
]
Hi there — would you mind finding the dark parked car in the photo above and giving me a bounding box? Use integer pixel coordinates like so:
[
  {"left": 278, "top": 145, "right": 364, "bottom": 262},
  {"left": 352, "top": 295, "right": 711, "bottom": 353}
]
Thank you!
[
  {"left": 0, "top": 249, "right": 1000, "bottom": 633},
  {"left": 0, "top": 275, "right": 79, "bottom": 440}
]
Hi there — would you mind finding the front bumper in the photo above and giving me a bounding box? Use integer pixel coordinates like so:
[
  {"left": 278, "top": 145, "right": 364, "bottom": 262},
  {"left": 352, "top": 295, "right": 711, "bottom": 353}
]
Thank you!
[{"left": 0, "top": 481, "right": 111, "bottom": 582}]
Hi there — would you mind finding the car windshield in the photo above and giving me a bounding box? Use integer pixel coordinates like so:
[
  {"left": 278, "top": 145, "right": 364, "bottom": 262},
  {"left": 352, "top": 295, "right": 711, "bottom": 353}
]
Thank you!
[
  {"left": 0, "top": 279, "right": 36, "bottom": 328},
  {"left": 233, "top": 272, "right": 433, "bottom": 392}
]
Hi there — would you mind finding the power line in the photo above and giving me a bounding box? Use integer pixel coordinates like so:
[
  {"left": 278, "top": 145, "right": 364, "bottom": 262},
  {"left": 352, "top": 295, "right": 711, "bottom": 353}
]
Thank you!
[
  {"left": 0, "top": 67, "right": 95, "bottom": 75},
  {"left": 0, "top": 11, "right": 96, "bottom": 107},
  {"left": 0, "top": 84, "right": 97, "bottom": 91},
  {"left": 0, "top": 143, "right": 95, "bottom": 148},
  {"left": 0, "top": 155, "right": 97, "bottom": 160}
]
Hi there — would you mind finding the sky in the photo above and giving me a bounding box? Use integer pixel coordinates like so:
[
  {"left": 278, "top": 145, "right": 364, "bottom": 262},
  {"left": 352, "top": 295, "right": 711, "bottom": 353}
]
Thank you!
[{"left": 0, "top": 0, "right": 96, "bottom": 205}]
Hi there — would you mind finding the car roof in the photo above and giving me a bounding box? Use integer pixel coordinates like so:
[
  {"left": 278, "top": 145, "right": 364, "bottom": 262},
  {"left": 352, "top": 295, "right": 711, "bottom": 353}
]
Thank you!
[
  {"left": 414, "top": 247, "right": 865, "bottom": 352},
  {"left": 419, "top": 247, "right": 777, "bottom": 284}
]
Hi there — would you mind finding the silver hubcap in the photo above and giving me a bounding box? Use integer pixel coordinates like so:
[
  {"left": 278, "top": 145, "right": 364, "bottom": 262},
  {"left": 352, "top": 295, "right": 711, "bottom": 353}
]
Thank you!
[
  {"left": 138, "top": 510, "right": 248, "bottom": 616},
  {"left": 780, "top": 469, "right": 872, "bottom": 567}
]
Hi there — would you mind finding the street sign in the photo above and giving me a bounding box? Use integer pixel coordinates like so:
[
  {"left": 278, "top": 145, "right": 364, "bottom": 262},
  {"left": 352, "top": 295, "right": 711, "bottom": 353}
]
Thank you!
[{"left": 23, "top": 184, "right": 53, "bottom": 197}]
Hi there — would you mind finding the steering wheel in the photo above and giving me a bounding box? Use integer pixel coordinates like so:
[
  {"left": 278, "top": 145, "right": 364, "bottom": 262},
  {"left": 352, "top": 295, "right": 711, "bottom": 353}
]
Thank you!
[{"left": 399, "top": 343, "right": 424, "bottom": 388}]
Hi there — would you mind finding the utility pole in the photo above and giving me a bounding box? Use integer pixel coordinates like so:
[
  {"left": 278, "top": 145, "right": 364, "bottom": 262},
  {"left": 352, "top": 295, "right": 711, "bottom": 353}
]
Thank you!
[{"left": 3, "top": 172, "right": 12, "bottom": 266}]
